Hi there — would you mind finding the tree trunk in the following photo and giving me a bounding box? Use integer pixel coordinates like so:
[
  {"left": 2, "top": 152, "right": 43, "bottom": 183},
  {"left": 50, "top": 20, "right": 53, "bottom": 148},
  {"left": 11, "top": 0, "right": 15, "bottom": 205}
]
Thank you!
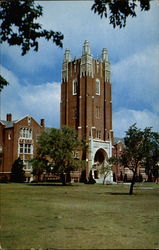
[
  {"left": 129, "top": 171, "right": 136, "bottom": 195},
  {"left": 61, "top": 173, "right": 66, "bottom": 186},
  {"left": 38, "top": 174, "right": 40, "bottom": 182},
  {"left": 103, "top": 175, "right": 106, "bottom": 185}
]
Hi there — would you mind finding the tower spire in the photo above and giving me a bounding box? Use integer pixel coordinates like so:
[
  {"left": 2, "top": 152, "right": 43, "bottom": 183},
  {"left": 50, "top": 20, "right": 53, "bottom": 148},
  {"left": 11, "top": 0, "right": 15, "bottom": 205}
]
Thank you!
[
  {"left": 102, "top": 48, "right": 110, "bottom": 81},
  {"left": 62, "top": 49, "right": 71, "bottom": 82},
  {"left": 82, "top": 40, "right": 91, "bottom": 55},
  {"left": 64, "top": 49, "right": 71, "bottom": 62},
  {"left": 102, "top": 48, "right": 108, "bottom": 61},
  {"left": 80, "top": 40, "right": 93, "bottom": 77}
]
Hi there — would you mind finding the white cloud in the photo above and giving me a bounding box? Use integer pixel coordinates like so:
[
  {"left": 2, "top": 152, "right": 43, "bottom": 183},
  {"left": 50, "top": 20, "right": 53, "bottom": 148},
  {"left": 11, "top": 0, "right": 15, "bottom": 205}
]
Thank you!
[
  {"left": 38, "top": 0, "right": 159, "bottom": 59},
  {"left": 1, "top": 1, "right": 159, "bottom": 137},
  {"left": 1, "top": 66, "right": 60, "bottom": 127},
  {"left": 113, "top": 108, "right": 159, "bottom": 137},
  {"left": 1, "top": 0, "right": 159, "bottom": 79},
  {"left": 112, "top": 44, "right": 159, "bottom": 112},
  {"left": 0, "top": 65, "right": 19, "bottom": 85}
]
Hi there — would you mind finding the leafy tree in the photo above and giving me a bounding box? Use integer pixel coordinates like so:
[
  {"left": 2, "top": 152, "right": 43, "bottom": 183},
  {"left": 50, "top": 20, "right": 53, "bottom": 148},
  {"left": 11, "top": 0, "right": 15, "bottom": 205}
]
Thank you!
[
  {"left": 0, "top": 0, "right": 64, "bottom": 56},
  {"left": 0, "top": 1, "right": 152, "bottom": 91},
  {"left": 0, "top": 75, "right": 9, "bottom": 92},
  {"left": 0, "top": 0, "right": 152, "bottom": 57},
  {"left": 91, "top": 0, "right": 151, "bottom": 28},
  {"left": 119, "top": 124, "right": 159, "bottom": 195},
  {"left": 36, "top": 126, "right": 83, "bottom": 185},
  {"left": 143, "top": 128, "right": 159, "bottom": 181},
  {"left": 11, "top": 157, "right": 25, "bottom": 182},
  {"left": 99, "top": 162, "right": 112, "bottom": 184},
  {"left": 30, "top": 157, "right": 49, "bottom": 182}
]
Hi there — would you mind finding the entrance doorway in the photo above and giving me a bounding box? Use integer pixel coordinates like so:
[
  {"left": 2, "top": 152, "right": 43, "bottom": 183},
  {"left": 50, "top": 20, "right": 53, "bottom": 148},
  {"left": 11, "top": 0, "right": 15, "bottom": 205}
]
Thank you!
[{"left": 93, "top": 148, "right": 108, "bottom": 179}]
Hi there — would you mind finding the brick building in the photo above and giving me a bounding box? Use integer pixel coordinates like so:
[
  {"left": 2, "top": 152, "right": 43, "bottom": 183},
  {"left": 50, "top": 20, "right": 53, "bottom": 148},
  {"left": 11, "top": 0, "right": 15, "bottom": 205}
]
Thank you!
[
  {"left": 0, "top": 114, "right": 44, "bottom": 181},
  {"left": 61, "top": 41, "right": 113, "bottom": 182},
  {"left": 113, "top": 139, "right": 149, "bottom": 182},
  {"left": 112, "top": 139, "right": 125, "bottom": 182}
]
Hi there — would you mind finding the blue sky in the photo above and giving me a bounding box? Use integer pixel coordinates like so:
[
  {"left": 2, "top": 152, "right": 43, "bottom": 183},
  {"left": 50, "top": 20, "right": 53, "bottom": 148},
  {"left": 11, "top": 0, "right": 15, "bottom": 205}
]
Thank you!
[{"left": 1, "top": 1, "right": 159, "bottom": 137}]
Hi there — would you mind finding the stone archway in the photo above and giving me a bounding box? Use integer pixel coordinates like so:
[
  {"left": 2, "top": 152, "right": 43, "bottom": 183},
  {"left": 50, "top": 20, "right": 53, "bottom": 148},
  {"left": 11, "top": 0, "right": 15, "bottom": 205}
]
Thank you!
[
  {"left": 94, "top": 148, "right": 107, "bottom": 163},
  {"left": 93, "top": 148, "right": 108, "bottom": 179}
]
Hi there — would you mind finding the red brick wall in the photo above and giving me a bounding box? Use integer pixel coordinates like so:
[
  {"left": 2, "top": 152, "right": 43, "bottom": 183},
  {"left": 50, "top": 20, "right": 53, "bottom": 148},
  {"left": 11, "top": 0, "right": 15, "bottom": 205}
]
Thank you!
[
  {"left": 0, "top": 116, "right": 44, "bottom": 179},
  {"left": 61, "top": 58, "right": 113, "bottom": 142},
  {"left": 0, "top": 123, "right": 5, "bottom": 173}
]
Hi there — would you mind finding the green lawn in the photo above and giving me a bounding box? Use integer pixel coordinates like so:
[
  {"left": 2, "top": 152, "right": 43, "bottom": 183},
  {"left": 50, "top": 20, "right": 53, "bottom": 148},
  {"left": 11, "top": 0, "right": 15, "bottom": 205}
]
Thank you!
[{"left": 0, "top": 182, "right": 159, "bottom": 249}]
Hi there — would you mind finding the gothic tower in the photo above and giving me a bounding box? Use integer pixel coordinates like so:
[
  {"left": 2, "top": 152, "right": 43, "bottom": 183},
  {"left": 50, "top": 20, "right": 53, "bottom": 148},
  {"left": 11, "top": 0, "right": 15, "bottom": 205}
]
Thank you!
[{"left": 61, "top": 41, "right": 113, "bottom": 182}]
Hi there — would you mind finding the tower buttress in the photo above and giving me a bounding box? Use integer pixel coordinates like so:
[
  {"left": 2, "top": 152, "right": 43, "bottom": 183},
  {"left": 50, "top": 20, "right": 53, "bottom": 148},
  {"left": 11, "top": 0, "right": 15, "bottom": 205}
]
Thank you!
[
  {"left": 62, "top": 49, "right": 71, "bottom": 82},
  {"left": 80, "top": 40, "right": 93, "bottom": 77},
  {"left": 102, "top": 48, "right": 110, "bottom": 82}
]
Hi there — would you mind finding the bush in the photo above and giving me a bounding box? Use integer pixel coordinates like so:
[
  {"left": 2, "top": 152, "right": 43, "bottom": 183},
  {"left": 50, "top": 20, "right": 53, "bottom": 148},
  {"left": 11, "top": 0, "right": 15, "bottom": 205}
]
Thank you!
[{"left": 11, "top": 158, "right": 25, "bottom": 183}]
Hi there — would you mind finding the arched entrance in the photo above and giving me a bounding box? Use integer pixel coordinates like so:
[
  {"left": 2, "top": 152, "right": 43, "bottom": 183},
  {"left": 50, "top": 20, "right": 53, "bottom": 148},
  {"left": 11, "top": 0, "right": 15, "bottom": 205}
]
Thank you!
[
  {"left": 93, "top": 148, "right": 108, "bottom": 179},
  {"left": 94, "top": 148, "right": 107, "bottom": 163}
]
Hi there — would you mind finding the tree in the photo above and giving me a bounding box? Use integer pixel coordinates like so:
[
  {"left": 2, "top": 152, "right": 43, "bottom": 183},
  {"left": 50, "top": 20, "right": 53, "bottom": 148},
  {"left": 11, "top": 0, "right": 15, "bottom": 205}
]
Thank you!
[
  {"left": 30, "top": 157, "right": 49, "bottom": 182},
  {"left": 0, "top": 75, "right": 9, "bottom": 92},
  {"left": 99, "top": 162, "right": 112, "bottom": 184},
  {"left": 36, "top": 126, "right": 83, "bottom": 185},
  {"left": 119, "top": 124, "right": 159, "bottom": 195},
  {"left": 143, "top": 128, "right": 159, "bottom": 182},
  {"left": 11, "top": 157, "right": 25, "bottom": 182},
  {"left": 0, "top": 0, "right": 64, "bottom": 56},
  {"left": 91, "top": 0, "right": 151, "bottom": 28},
  {"left": 0, "top": 0, "right": 152, "bottom": 56}
]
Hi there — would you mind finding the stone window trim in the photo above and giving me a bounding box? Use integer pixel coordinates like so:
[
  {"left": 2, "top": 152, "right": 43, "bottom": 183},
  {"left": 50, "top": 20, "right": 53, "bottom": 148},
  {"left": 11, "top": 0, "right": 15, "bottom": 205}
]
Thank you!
[
  {"left": 96, "top": 78, "right": 100, "bottom": 95},
  {"left": 73, "top": 79, "right": 78, "bottom": 95},
  {"left": 20, "top": 127, "right": 32, "bottom": 139},
  {"left": 19, "top": 143, "right": 33, "bottom": 155}
]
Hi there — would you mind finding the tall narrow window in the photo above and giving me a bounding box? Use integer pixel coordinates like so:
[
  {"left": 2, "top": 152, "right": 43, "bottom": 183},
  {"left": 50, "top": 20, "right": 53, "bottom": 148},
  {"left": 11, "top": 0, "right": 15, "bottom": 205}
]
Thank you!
[
  {"left": 96, "top": 106, "right": 100, "bottom": 119},
  {"left": 96, "top": 79, "right": 100, "bottom": 95},
  {"left": 72, "top": 107, "right": 77, "bottom": 119},
  {"left": 73, "top": 79, "right": 78, "bottom": 95},
  {"left": 96, "top": 130, "right": 101, "bottom": 139}
]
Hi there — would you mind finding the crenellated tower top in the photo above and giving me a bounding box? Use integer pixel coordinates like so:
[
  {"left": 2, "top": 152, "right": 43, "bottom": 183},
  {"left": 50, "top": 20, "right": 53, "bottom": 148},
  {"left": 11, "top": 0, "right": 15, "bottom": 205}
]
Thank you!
[{"left": 62, "top": 41, "right": 111, "bottom": 81}]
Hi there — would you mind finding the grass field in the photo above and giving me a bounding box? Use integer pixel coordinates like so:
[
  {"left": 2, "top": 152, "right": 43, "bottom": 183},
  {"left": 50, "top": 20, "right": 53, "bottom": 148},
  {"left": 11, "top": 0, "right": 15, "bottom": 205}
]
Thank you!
[{"left": 0, "top": 182, "right": 159, "bottom": 249}]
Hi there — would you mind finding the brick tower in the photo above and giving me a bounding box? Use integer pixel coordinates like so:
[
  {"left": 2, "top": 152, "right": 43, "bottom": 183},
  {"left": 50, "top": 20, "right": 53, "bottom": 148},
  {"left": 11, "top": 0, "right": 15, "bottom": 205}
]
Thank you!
[{"left": 61, "top": 41, "right": 113, "bottom": 182}]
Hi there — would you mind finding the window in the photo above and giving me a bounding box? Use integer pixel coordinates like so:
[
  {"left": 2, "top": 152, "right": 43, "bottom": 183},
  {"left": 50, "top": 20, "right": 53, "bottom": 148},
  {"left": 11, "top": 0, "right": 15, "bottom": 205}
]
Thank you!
[
  {"left": 119, "top": 145, "right": 122, "bottom": 152},
  {"left": 96, "top": 79, "right": 100, "bottom": 95},
  {"left": 96, "top": 130, "right": 101, "bottom": 139},
  {"left": 73, "top": 79, "right": 78, "bottom": 95},
  {"left": 73, "top": 151, "right": 79, "bottom": 159},
  {"left": 19, "top": 143, "right": 33, "bottom": 154},
  {"left": 8, "top": 133, "right": 11, "bottom": 140},
  {"left": 73, "top": 107, "right": 77, "bottom": 119},
  {"left": 96, "top": 106, "right": 100, "bottom": 119},
  {"left": 20, "top": 144, "right": 23, "bottom": 154},
  {"left": 20, "top": 128, "right": 32, "bottom": 139},
  {"left": 23, "top": 160, "right": 32, "bottom": 170}
]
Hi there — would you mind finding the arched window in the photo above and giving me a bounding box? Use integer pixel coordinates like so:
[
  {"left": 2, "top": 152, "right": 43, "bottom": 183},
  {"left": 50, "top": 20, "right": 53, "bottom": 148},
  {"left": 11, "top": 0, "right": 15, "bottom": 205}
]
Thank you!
[
  {"left": 96, "top": 79, "right": 100, "bottom": 95},
  {"left": 73, "top": 79, "right": 78, "bottom": 95}
]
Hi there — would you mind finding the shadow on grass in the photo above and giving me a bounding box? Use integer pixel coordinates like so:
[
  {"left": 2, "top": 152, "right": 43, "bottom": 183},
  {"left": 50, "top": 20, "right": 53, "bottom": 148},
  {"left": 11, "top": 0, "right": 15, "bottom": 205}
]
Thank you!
[
  {"left": 27, "top": 182, "right": 81, "bottom": 187},
  {"left": 111, "top": 192, "right": 131, "bottom": 195}
]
